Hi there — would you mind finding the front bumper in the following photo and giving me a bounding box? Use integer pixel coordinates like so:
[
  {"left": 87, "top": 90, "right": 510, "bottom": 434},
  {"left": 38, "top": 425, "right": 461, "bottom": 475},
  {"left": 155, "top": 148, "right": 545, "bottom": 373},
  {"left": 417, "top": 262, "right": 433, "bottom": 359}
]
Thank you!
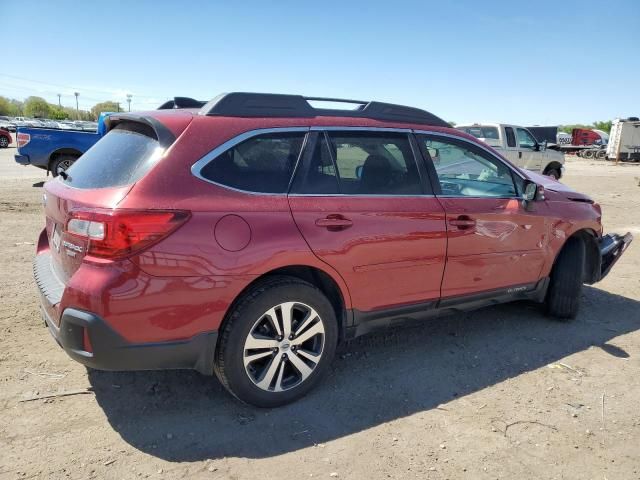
[
  {"left": 599, "top": 232, "right": 633, "bottom": 280},
  {"left": 42, "top": 306, "right": 217, "bottom": 375},
  {"left": 14, "top": 153, "right": 30, "bottom": 165}
]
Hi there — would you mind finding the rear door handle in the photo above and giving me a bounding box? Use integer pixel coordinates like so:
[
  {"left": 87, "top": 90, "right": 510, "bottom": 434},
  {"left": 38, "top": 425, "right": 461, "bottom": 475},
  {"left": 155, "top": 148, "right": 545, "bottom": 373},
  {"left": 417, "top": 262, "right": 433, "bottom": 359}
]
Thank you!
[
  {"left": 449, "top": 216, "right": 476, "bottom": 229},
  {"left": 315, "top": 215, "right": 353, "bottom": 230}
]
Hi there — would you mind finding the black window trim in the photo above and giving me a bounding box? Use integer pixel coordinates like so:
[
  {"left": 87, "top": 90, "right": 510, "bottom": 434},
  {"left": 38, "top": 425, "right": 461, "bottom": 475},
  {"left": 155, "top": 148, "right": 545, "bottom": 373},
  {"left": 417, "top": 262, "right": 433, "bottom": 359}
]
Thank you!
[
  {"left": 191, "top": 127, "right": 310, "bottom": 195},
  {"left": 414, "top": 130, "right": 527, "bottom": 199}
]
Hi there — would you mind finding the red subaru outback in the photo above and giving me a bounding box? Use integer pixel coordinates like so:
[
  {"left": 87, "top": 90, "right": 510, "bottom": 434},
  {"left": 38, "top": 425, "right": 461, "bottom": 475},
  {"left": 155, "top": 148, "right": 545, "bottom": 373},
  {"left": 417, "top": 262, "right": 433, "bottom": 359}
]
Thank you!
[{"left": 35, "top": 93, "right": 632, "bottom": 407}]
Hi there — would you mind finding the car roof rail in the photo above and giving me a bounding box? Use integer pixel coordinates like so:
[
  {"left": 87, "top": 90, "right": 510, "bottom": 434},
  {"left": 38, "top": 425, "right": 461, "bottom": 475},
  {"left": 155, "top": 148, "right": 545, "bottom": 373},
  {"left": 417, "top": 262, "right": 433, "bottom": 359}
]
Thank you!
[
  {"left": 158, "top": 97, "right": 207, "bottom": 110},
  {"left": 198, "top": 92, "right": 450, "bottom": 127}
]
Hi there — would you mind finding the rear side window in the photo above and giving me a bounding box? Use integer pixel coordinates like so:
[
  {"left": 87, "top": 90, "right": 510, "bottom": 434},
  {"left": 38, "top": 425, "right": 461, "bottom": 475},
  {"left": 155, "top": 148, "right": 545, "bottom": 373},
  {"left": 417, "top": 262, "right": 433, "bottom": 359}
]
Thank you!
[
  {"left": 62, "top": 122, "right": 163, "bottom": 189},
  {"left": 329, "top": 132, "right": 421, "bottom": 195},
  {"left": 200, "top": 132, "right": 306, "bottom": 193},
  {"left": 504, "top": 127, "right": 516, "bottom": 147}
]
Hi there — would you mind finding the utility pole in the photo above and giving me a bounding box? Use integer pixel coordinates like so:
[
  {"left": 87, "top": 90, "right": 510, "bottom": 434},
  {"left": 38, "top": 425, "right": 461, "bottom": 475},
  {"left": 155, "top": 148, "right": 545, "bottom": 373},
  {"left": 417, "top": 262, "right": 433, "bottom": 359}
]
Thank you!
[
  {"left": 57, "top": 94, "right": 61, "bottom": 107},
  {"left": 126, "top": 94, "right": 132, "bottom": 112},
  {"left": 74, "top": 92, "right": 79, "bottom": 119},
  {"left": 117, "top": 102, "right": 120, "bottom": 112}
]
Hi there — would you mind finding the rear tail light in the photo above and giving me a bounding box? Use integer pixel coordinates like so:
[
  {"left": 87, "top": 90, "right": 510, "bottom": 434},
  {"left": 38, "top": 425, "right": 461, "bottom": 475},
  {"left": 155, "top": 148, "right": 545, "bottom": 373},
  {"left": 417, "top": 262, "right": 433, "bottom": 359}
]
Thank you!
[
  {"left": 66, "top": 209, "right": 190, "bottom": 259},
  {"left": 17, "top": 132, "right": 30, "bottom": 148}
]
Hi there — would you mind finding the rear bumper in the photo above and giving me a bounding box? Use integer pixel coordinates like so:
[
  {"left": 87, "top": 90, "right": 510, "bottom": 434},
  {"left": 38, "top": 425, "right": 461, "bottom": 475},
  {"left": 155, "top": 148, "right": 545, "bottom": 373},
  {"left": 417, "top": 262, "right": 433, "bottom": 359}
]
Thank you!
[
  {"left": 42, "top": 306, "right": 217, "bottom": 375},
  {"left": 34, "top": 250, "right": 218, "bottom": 375},
  {"left": 599, "top": 232, "right": 633, "bottom": 280},
  {"left": 14, "top": 153, "right": 30, "bottom": 165}
]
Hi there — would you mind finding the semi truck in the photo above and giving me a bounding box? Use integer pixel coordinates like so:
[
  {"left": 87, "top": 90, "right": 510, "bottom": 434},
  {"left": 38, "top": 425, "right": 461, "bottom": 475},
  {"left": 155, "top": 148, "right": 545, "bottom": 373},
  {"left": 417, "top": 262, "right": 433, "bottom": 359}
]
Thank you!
[{"left": 606, "top": 117, "right": 640, "bottom": 162}]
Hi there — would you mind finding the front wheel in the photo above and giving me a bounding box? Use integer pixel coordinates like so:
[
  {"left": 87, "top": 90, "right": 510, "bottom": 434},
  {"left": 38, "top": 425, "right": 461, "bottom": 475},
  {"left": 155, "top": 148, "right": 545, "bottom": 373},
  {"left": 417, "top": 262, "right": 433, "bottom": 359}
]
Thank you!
[
  {"left": 0, "top": 136, "right": 8, "bottom": 148},
  {"left": 545, "top": 238, "right": 586, "bottom": 320},
  {"left": 214, "top": 276, "right": 338, "bottom": 407}
]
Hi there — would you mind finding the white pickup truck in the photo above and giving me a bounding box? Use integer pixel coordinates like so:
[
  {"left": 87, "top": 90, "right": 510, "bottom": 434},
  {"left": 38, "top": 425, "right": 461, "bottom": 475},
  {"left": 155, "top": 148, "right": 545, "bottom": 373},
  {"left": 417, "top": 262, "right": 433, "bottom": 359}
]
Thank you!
[{"left": 457, "top": 123, "right": 565, "bottom": 179}]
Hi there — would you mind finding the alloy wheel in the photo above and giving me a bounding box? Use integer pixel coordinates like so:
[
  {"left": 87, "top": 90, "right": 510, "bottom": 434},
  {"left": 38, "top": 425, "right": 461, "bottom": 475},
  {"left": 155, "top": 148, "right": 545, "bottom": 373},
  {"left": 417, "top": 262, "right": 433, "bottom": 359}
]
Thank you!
[
  {"left": 56, "top": 159, "right": 74, "bottom": 175},
  {"left": 243, "top": 301, "right": 325, "bottom": 392}
]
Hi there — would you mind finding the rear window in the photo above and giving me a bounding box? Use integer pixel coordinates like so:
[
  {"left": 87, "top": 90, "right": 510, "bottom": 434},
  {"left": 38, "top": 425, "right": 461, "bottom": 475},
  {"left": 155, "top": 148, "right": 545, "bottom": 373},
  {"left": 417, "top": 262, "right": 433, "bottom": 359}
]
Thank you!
[
  {"left": 459, "top": 126, "right": 499, "bottom": 140},
  {"left": 61, "top": 123, "right": 163, "bottom": 189}
]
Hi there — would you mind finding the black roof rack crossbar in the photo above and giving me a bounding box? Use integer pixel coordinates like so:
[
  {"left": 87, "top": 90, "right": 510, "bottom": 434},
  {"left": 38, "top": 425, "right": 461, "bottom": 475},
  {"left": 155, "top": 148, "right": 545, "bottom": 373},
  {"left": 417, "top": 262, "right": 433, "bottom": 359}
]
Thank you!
[
  {"left": 199, "top": 92, "right": 450, "bottom": 127},
  {"left": 158, "top": 97, "right": 207, "bottom": 110}
]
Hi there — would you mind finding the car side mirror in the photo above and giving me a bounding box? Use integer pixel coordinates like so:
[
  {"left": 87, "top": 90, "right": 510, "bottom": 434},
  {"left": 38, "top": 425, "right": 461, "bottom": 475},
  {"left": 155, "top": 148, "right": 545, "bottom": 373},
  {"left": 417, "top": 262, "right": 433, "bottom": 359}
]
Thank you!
[
  {"left": 355, "top": 165, "right": 363, "bottom": 179},
  {"left": 523, "top": 181, "right": 544, "bottom": 202},
  {"left": 537, "top": 140, "right": 547, "bottom": 152}
]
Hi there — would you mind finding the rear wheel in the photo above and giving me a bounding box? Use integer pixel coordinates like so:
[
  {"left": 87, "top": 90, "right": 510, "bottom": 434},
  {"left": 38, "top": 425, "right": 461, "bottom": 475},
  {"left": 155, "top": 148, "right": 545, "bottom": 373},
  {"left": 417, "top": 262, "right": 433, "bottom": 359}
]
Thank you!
[
  {"left": 214, "top": 276, "right": 338, "bottom": 407},
  {"left": 545, "top": 237, "right": 586, "bottom": 320},
  {"left": 596, "top": 150, "right": 607, "bottom": 159},
  {"left": 50, "top": 155, "right": 78, "bottom": 177},
  {"left": 582, "top": 149, "right": 595, "bottom": 159},
  {"left": 0, "top": 136, "right": 8, "bottom": 148}
]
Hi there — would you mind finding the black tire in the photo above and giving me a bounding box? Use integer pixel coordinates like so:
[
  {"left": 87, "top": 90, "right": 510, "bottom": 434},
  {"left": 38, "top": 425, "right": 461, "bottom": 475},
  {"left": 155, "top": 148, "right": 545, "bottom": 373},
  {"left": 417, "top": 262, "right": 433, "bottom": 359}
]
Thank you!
[
  {"left": 214, "top": 276, "right": 338, "bottom": 407},
  {"left": 0, "top": 136, "right": 8, "bottom": 148},
  {"left": 50, "top": 155, "right": 78, "bottom": 177},
  {"left": 545, "top": 168, "right": 561, "bottom": 180},
  {"left": 583, "top": 150, "right": 594, "bottom": 159},
  {"left": 545, "top": 238, "right": 585, "bottom": 320}
]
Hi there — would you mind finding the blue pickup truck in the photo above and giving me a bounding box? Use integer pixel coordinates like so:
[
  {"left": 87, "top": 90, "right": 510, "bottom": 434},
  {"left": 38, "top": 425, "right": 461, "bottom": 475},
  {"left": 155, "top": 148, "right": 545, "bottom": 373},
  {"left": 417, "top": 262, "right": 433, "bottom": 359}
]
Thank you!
[{"left": 14, "top": 113, "right": 111, "bottom": 176}]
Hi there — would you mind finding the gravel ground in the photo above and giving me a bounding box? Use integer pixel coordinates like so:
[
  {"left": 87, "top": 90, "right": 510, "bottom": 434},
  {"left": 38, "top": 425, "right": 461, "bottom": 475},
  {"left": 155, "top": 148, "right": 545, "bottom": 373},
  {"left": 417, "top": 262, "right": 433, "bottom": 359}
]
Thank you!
[{"left": 0, "top": 143, "right": 639, "bottom": 480}]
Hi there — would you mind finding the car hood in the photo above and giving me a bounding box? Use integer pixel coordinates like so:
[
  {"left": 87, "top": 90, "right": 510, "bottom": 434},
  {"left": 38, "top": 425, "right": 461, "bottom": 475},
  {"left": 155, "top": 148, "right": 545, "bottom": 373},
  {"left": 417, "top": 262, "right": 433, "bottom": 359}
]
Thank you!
[{"left": 525, "top": 170, "right": 594, "bottom": 203}]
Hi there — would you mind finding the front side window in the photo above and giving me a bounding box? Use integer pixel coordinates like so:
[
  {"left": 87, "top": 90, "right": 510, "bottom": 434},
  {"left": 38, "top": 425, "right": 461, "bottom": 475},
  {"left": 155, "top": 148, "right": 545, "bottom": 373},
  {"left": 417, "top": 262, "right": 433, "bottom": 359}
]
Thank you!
[
  {"left": 199, "top": 132, "right": 306, "bottom": 193},
  {"left": 329, "top": 132, "right": 422, "bottom": 195},
  {"left": 420, "top": 136, "right": 518, "bottom": 197},
  {"left": 517, "top": 128, "right": 537, "bottom": 149}
]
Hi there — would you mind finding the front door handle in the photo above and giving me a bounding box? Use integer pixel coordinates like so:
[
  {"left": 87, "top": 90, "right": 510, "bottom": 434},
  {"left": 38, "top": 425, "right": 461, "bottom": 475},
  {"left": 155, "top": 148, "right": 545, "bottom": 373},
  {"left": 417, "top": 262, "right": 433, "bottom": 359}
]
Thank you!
[
  {"left": 518, "top": 151, "right": 523, "bottom": 159},
  {"left": 315, "top": 214, "right": 353, "bottom": 231},
  {"left": 449, "top": 215, "right": 476, "bottom": 229}
]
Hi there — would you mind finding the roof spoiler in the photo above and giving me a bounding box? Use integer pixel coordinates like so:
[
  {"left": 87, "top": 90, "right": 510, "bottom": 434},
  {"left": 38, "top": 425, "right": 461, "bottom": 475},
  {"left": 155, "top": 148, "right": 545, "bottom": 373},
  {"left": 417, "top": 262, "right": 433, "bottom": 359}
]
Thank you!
[
  {"left": 158, "top": 97, "right": 207, "bottom": 110},
  {"left": 198, "top": 92, "right": 450, "bottom": 127},
  {"left": 104, "top": 113, "right": 176, "bottom": 148}
]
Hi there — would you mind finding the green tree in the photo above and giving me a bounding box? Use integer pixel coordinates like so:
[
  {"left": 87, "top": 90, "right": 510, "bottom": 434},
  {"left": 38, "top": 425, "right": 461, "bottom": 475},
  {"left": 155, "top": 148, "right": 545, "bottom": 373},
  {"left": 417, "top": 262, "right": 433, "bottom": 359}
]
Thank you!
[
  {"left": 0, "top": 96, "right": 22, "bottom": 116},
  {"left": 559, "top": 121, "right": 612, "bottom": 134},
  {"left": 91, "top": 101, "right": 121, "bottom": 118},
  {"left": 592, "top": 120, "right": 612, "bottom": 133},
  {"left": 23, "top": 96, "right": 51, "bottom": 118},
  {"left": 49, "top": 107, "right": 69, "bottom": 120}
]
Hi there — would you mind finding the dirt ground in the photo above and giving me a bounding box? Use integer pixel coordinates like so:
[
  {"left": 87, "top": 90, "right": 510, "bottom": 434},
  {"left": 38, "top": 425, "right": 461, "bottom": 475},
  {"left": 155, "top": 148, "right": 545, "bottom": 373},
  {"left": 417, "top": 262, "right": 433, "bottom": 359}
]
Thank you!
[{"left": 0, "top": 141, "right": 639, "bottom": 480}]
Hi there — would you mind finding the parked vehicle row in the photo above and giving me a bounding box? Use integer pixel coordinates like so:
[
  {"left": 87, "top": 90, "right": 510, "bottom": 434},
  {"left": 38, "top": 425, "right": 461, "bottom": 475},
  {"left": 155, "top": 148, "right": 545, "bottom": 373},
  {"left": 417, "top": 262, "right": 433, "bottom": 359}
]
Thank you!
[
  {"left": 0, "top": 116, "right": 97, "bottom": 132},
  {"left": 34, "top": 92, "right": 632, "bottom": 407}
]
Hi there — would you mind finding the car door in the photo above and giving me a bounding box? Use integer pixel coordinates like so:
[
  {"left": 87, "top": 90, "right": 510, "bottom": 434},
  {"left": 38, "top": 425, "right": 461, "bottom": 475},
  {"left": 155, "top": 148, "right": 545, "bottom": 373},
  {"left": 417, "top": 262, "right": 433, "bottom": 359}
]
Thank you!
[
  {"left": 415, "top": 133, "right": 548, "bottom": 298},
  {"left": 288, "top": 129, "right": 447, "bottom": 313},
  {"left": 516, "top": 127, "right": 543, "bottom": 172}
]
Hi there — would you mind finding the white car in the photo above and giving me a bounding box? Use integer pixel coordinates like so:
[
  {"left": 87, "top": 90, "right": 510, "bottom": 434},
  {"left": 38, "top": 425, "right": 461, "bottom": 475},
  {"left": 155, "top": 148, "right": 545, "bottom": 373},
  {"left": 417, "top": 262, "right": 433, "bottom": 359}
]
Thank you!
[{"left": 457, "top": 123, "right": 565, "bottom": 179}]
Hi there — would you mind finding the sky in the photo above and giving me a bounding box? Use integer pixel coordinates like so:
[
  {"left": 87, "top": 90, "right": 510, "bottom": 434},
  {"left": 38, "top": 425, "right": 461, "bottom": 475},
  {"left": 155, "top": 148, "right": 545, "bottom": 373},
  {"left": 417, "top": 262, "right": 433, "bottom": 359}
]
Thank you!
[{"left": 2, "top": 0, "right": 639, "bottom": 125}]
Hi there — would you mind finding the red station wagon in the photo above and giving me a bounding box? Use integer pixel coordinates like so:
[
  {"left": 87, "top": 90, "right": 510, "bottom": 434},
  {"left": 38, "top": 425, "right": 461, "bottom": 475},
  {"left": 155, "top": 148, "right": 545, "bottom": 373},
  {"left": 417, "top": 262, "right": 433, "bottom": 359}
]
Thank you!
[{"left": 34, "top": 93, "right": 632, "bottom": 406}]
